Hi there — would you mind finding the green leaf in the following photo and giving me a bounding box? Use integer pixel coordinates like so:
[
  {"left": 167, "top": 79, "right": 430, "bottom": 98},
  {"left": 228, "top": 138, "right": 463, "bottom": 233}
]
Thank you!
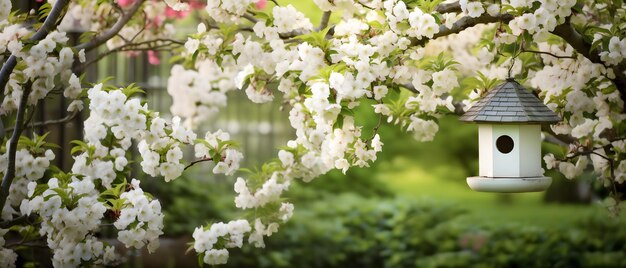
[
  {"left": 197, "top": 253, "right": 205, "bottom": 268},
  {"left": 38, "top": 3, "right": 52, "bottom": 20},
  {"left": 121, "top": 83, "right": 145, "bottom": 97},
  {"left": 79, "top": 31, "right": 98, "bottom": 44}
]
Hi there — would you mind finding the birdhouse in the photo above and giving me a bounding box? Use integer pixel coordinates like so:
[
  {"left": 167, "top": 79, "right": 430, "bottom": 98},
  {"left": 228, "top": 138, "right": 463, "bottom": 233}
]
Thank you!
[{"left": 460, "top": 79, "right": 561, "bottom": 193}]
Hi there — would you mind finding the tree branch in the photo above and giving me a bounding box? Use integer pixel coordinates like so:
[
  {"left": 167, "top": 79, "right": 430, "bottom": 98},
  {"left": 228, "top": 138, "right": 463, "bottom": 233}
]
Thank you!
[
  {"left": 435, "top": 2, "right": 462, "bottom": 13},
  {"left": 420, "top": 2, "right": 626, "bottom": 108},
  {"left": 242, "top": 13, "right": 258, "bottom": 24},
  {"left": 521, "top": 49, "right": 577, "bottom": 59},
  {"left": 5, "top": 110, "right": 78, "bottom": 133},
  {"left": 73, "top": 0, "right": 146, "bottom": 52},
  {"left": 0, "top": 214, "right": 38, "bottom": 229},
  {"left": 410, "top": 13, "right": 514, "bottom": 47},
  {"left": 0, "top": 84, "right": 32, "bottom": 211},
  {"left": 316, "top": 11, "right": 331, "bottom": 31},
  {"left": 75, "top": 38, "right": 184, "bottom": 73},
  {"left": 0, "top": 0, "right": 70, "bottom": 104},
  {"left": 184, "top": 157, "right": 214, "bottom": 171}
]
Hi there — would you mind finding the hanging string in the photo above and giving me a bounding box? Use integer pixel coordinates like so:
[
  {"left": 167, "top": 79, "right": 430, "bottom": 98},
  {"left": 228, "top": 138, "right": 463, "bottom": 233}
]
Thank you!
[{"left": 508, "top": 41, "right": 518, "bottom": 79}]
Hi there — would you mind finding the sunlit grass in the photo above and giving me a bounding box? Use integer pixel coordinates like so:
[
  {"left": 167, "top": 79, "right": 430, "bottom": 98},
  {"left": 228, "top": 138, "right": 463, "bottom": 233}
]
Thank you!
[{"left": 379, "top": 158, "right": 617, "bottom": 228}]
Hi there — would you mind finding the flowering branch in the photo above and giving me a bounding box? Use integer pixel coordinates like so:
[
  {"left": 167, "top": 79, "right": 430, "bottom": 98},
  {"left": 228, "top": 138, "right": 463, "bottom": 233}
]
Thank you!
[
  {"left": 552, "top": 19, "right": 626, "bottom": 104},
  {"left": 0, "top": 84, "right": 31, "bottom": 211},
  {"left": 410, "top": 12, "right": 514, "bottom": 47},
  {"left": 0, "top": 0, "right": 70, "bottom": 103},
  {"left": 74, "top": 0, "right": 146, "bottom": 52}
]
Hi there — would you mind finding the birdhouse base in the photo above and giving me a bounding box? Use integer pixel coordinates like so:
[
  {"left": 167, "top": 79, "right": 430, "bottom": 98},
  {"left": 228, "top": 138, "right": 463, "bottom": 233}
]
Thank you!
[{"left": 466, "top": 176, "right": 552, "bottom": 193}]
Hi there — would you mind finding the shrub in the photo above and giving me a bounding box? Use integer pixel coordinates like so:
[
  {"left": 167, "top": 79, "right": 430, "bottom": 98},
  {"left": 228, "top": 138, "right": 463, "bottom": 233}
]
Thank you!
[{"left": 225, "top": 194, "right": 626, "bottom": 268}]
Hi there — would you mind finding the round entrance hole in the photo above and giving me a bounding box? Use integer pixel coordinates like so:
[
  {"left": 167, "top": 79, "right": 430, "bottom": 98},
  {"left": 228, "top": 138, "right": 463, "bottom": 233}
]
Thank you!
[{"left": 496, "top": 135, "right": 514, "bottom": 154}]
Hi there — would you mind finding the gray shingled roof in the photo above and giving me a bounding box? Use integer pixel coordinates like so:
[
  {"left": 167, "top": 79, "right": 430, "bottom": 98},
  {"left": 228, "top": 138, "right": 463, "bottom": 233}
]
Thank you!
[{"left": 460, "top": 79, "right": 561, "bottom": 124}]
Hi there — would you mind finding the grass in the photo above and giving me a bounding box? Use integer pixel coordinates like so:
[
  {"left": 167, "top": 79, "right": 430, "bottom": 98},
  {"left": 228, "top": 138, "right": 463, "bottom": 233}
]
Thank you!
[{"left": 378, "top": 157, "right": 619, "bottom": 229}]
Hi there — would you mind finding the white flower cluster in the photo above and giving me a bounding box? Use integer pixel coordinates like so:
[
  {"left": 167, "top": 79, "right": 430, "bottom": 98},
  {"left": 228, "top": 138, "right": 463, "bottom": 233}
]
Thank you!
[
  {"left": 407, "top": 117, "right": 440, "bottom": 142},
  {"left": 114, "top": 179, "right": 164, "bottom": 253},
  {"left": 0, "top": 0, "right": 10, "bottom": 21},
  {"left": 272, "top": 5, "right": 313, "bottom": 34},
  {"left": 460, "top": 0, "right": 485, "bottom": 18},
  {"left": 85, "top": 84, "right": 198, "bottom": 182},
  {"left": 599, "top": 36, "right": 626, "bottom": 66},
  {"left": 168, "top": 60, "right": 238, "bottom": 126},
  {"left": 248, "top": 218, "right": 279, "bottom": 248},
  {"left": 0, "top": 229, "right": 17, "bottom": 268},
  {"left": 194, "top": 130, "right": 244, "bottom": 176},
  {"left": 0, "top": 148, "right": 54, "bottom": 220},
  {"left": 529, "top": 42, "right": 624, "bottom": 145},
  {"left": 205, "top": 0, "right": 256, "bottom": 23},
  {"left": 20, "top": 178, "right": 115, "bottom": 267},
  {"left": 13, "top": 82, "right": 240, "bottom": 267},
  {"left": 384, "top": 0, "right": 439, "bottom": 40},
  {"left": 374, "top": 65, "right": 456, "bottom": 142},
  {"left": 193, "top": 220, "right": 251, "bottom": 265},
  {"left": 313, "top": 0, "right": 371, "bottom": 13},
  {"left": 0, "top": 28, "right": 83, "bottom": 114},
  {"left": 508, "top": 0, "right": 576, "bottom": 40},
  {"left": 234, "top": 175, "right": 290, "bottom": 209}
]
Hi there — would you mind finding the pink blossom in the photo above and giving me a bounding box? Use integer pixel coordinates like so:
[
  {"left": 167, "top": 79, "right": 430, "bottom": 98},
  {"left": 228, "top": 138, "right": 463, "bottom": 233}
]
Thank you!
[
  {"left": 255, "top": 0, "right": 268, "bottom": 9},
  {"left": 116, "top": 0, "right": 135, "bottom": 8},
  {"left": 165, "top": 7, "right": 190, "bottom": 19},
  {"left": 147, "top": 51, "right": 160, "bottom": 65}
]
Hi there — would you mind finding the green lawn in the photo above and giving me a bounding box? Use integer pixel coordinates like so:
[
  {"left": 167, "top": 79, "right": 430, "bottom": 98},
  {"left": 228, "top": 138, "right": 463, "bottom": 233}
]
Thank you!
[{"left": 378, "top": 157, "right": 618, "bottom": 229}]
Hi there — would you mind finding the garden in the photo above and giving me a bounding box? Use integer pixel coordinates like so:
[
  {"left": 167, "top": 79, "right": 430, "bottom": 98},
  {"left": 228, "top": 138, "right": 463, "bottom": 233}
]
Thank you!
[{"left": 1, "top": 0, "right": 626, "bottom": 267}]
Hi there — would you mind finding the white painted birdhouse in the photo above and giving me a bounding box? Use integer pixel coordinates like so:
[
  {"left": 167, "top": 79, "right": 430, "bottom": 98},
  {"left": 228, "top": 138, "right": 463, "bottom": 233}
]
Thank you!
[{"left": 460, "top": 79, "right": 561, "bottom": 193}]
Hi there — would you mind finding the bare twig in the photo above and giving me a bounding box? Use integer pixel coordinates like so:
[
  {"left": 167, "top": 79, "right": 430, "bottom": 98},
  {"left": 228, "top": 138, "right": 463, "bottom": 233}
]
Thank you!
[
  {"left": 5, "top": 111, "right": 79, "bottom": 133},
  {"left": 367, "top": 113, "right": 383, "bottom": 145},
  {"left": 76, "top": 38, "right": 184, "bottom": 73},
  {"left": 521, "top": 49, "right": 577, "bottom": 59},
  {"left": 184, "top": 157, "right": 214, "bottom": 170},
  {"left": 242, "top": 13, "right": 258, "bottom": 24},
  {"left": 0, "top": 214, "right": 38, "bottom": 229},
  {"left": 543, "top": 134, "right": 569, "bottom": 147},
  {"left": 5, "top": 237, "right": 47, "bottom": 249},
  {"left": 74, "top": 0, "right": 146, "bottom": 52}
]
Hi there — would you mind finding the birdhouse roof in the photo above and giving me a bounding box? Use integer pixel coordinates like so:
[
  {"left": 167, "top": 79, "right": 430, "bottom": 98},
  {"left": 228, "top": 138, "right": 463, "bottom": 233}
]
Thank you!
[{"left": 460, "top": 79, "right": 561, "bottom": 124}]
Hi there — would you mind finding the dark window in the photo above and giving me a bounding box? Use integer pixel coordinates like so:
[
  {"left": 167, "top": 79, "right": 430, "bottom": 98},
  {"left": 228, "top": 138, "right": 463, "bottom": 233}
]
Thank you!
[{"left": 496, "top": 135, "right": 514, "bottom": 154}]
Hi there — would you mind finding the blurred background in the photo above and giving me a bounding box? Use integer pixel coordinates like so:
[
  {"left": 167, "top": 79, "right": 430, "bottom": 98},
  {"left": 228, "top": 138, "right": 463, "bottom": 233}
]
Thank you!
[{"left": 11, "top": 0, "right": 626, "bottom": 267}]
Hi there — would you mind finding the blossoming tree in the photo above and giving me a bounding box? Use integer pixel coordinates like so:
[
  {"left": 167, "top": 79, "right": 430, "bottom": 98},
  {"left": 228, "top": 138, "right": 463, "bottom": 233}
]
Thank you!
[{"left": 1, "top": 0, "right": 625, "bottom": 266}]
